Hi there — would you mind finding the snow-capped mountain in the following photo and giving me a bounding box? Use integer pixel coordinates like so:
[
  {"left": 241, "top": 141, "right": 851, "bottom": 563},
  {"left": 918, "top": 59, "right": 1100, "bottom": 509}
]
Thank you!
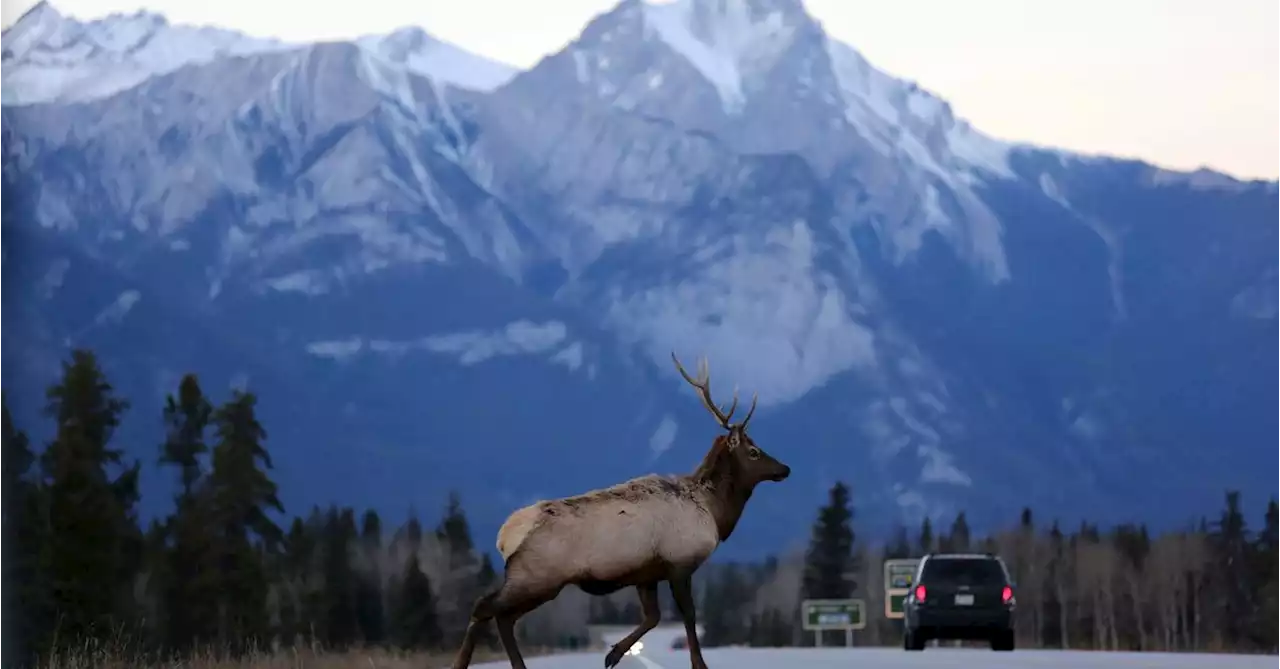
[
  {"left": 1, "top": 1, "right": 289, "bottom": 105},
  {"left": 0, "top": 1, "right": 517, "bottom": 106},
  {"left": 3, "top": 0, "right": 1276, "bottom": 555}
]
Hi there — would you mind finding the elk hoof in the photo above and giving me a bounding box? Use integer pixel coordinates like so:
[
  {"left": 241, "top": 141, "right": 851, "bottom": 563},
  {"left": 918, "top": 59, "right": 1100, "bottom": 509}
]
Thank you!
[{"left": 604, "top": 645, "right": 627, "bottom": 668}]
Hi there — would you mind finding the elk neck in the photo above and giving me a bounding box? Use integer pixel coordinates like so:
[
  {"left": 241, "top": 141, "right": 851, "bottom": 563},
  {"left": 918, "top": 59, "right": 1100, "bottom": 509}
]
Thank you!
[{"left": 691, "top": 435, "right": 757, "bottom": 542}]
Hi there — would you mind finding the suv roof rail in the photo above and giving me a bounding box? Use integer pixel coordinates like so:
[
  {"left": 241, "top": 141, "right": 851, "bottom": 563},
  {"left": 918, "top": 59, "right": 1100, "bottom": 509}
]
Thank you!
[{"left": 921, "top": 551, "right": 1000, "bottom": 559}]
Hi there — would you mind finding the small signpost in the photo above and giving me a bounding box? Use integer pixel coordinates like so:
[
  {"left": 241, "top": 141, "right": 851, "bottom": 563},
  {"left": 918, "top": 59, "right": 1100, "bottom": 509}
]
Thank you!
[
  {"left": 882, "top": 558, "right": 920, "bottom": 620},
  {"left": 801, "top": 598, "right": 866, "bottom": 646}
]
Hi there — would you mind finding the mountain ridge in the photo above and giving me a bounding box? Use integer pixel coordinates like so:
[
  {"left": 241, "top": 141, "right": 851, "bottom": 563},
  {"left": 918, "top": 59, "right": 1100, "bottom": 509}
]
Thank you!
[
  {"left": 3, "top": 0, "right": 1275, "bottom": 557},
  {"left": 0, "top": 0, "right": 519, "bottom": 105},
  {"left": 4, "top": 0, "right": 1273, "bottom": 183}
]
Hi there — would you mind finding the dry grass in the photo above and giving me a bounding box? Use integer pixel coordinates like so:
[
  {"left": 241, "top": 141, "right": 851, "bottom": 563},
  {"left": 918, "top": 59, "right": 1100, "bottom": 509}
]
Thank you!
[{"left": 37, "top": 643, "right": 561, "bottom": 669}]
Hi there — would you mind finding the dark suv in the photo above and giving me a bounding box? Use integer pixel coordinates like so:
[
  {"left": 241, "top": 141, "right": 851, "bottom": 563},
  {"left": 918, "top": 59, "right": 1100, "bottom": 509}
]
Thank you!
[{"left": 902, "top": 552, "right": 1016, "bottom": 652}]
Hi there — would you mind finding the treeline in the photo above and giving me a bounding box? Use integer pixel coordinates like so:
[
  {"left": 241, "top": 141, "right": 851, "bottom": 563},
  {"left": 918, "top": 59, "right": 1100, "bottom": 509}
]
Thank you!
[
  {"left": 2, "top": 350, "right": 521, "bottom": 667},
  {"left": 694, "top": 483, "right": 1278, "bottom": 654},
  {"left": 2, "top": 349, "right": 1276, "bottom": 666}
]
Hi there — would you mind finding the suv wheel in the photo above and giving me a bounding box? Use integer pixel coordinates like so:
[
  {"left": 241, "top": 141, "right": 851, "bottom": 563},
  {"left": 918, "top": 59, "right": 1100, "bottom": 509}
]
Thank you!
[
  {"left": 990, "top": 629, "right": 1015, "bottom": 652},
  {"left": 903, "top": 629, "right": 926, "bottom": 651}
]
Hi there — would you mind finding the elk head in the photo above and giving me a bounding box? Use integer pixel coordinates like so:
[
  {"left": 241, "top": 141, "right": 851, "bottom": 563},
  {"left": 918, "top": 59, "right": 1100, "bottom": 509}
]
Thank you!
[{"left": 671, "top": 352, "right": 791, "bottom": 485}]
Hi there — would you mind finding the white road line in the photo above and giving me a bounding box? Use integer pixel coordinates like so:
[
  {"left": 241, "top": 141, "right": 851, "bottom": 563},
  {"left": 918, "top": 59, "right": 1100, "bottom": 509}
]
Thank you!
[{"left": 634, "top": 654, "right": 666, "bottom": 669}]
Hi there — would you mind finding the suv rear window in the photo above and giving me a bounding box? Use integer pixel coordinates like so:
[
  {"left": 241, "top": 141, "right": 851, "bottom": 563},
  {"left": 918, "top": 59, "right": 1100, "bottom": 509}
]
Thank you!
[{"left": 921, "top": 558, "right": 1006, "bottom": 586}]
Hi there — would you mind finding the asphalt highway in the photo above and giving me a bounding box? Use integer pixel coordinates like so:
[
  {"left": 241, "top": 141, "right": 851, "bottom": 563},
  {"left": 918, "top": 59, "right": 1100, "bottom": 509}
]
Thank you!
[{"left": 472, "top": 646, "right": 1278, "bottom": 669}]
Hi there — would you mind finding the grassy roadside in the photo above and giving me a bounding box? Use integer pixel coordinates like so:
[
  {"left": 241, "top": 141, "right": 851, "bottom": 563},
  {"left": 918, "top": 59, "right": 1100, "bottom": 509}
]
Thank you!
[{"left": 35, "top": 645, "right": 562, "bottom": 668}]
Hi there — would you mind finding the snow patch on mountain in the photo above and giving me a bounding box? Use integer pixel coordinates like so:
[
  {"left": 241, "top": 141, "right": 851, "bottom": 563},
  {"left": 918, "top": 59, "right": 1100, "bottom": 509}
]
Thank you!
[
  {"left": 2, "top": 2, "right": 517, "bottom": 107},
  {"left": 609, "top": 221, "right": 877, "bottom": 406},
  {"left": 642, "top": 0, "right": 798, "bottom": 113},
  {"left": 92, "top": 290, "right": 141, "bottom": 326},
  {"left": 356, "top": 27, "right": 517, "bottom": 92},
  {"left": 649, "top": 415, "right": 679, "bottom": 458},
  {"left": 306, "top": 338, "right": 363, "bottom": 361},
  {"left": 1230, "top": 271, "right": 1279, "bottom": 320},
  {"left": 262, "top": 271, "right": 330, "bottom": 296},
  {"left": 304, "top": 320, "right": 592, "bottom": 373},
  {"left": 421, "top": 320, "right": 571, "bottom": 364},
  {"left": 37, "top": 257, "right": 70, "bottom": 298},
  {"left": 1, "top": 2, "right": 292, "bottom": 105}
]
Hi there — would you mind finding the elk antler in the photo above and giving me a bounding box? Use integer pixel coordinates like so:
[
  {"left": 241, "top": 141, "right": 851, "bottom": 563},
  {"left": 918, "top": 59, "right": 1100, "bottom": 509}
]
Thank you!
[{"left": 671, "top": 352, "right": 758, "bottom": 431}]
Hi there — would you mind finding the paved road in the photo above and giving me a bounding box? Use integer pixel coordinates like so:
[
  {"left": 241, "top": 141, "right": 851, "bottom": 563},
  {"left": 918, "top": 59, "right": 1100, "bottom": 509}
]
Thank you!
[{"left": 472, "top": 647, "right": 1279, "bottom": 669}]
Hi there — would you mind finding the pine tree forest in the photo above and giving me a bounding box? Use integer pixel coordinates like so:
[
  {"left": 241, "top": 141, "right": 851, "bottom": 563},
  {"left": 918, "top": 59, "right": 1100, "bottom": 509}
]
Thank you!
[{"left": 2, "top": 349, "right": 1276, "bottom": 667}]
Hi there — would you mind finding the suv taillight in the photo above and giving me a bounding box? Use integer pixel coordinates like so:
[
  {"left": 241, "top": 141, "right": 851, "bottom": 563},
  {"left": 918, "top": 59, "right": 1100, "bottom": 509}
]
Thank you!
[
  {"left": 1001, "top": 586, "right": 1014, "bottom": 604},
  {"left": 914, "top": 584, "right": 926, "bottom": 602}
]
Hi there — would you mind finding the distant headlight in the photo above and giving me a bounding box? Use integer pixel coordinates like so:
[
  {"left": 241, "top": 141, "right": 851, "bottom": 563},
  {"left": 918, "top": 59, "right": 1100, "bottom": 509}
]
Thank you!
[{"left": 627, "top": 641, "right": 644, "bottom": 656}]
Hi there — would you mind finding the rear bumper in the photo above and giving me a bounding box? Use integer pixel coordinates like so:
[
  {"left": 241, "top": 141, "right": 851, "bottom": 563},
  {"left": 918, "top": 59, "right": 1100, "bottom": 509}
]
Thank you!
[{"left": 908, "top": 607, "right": 1013, "bottom": 636}]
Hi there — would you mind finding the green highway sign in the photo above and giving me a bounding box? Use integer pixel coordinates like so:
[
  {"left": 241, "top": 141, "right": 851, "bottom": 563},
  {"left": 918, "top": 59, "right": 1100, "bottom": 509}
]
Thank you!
[
  {"left": 885, "top": 590, "right": 909, "bottom": 619},
  {"left": 801, "top": 598, "right": 866, "bottom": 631},
  {"left": 883, "top": 558, "right": 920, "bottom": 590},
  {"left": 882, "top": 558, "right": 920, "bottom": 621}
]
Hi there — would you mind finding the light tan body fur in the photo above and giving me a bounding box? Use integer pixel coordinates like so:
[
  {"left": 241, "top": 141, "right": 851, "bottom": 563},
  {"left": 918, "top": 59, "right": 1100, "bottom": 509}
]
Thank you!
[{"left": 496, "top": 474, "right": 721, "bottom": 588}]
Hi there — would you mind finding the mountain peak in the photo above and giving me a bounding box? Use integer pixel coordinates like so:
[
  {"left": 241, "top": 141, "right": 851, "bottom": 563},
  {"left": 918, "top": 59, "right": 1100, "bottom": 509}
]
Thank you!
[
  {"left": 639, "top": 0, "right": 815, "bottom": 113},
  {"left": 355, "top": 28, "right": 517, "bottom": 92},
  {"left": 3, "top": 0, "right": 69, "bottom": 55},
  {"left": 684, "top": 0, "right": 812, "bottom": 24},
  {"left": 9, "top": 0, "right": 61, "bottom": 25}
]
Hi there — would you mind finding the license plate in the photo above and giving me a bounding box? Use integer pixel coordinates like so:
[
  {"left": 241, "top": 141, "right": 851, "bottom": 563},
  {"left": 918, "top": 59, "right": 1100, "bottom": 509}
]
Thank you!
[{"left": 954, "top": 593, "right": 975, "bottom": 606}]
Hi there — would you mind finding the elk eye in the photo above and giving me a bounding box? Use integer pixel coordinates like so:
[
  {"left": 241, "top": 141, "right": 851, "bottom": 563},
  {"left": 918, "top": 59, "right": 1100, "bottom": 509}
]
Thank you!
[{"left": 748, "top": 447, "right": 761, "bottom": 460}]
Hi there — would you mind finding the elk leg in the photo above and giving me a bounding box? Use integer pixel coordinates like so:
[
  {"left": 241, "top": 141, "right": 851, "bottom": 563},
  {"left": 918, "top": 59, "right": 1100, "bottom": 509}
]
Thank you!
[
  {"left": 670, "top": 573, "right": 710, "bottom": 669},
  {"left": 452, "top": 574, "right": 558, "bottom": 669},
  {"left": 496, "top": 613, "right": 528, "bottom": 669},
  {"left": 451, "top": 588, "right": 501, "bottom": 669},
  {"left": 604, "top": 582, "right": 661, "bottom": 668}
]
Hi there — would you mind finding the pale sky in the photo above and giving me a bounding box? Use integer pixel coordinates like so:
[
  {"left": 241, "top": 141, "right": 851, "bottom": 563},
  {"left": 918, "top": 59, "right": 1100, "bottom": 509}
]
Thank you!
[{"left": 3, "top": 0, "right": 1278, "bottom": 180}]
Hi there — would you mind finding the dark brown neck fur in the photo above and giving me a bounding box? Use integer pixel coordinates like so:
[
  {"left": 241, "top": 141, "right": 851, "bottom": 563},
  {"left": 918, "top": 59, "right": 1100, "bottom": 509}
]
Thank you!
[{"left": 690, "top": 435, "right": 757, "bottom": 541}]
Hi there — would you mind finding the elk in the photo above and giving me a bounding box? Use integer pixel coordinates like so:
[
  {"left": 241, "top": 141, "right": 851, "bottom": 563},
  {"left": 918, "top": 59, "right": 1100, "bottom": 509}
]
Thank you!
[{"left": 449, "top": 352, "right": 791, "bottom": 669}]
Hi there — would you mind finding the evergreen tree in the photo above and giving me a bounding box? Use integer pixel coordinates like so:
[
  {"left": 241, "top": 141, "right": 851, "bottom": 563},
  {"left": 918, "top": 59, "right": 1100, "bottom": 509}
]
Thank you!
[
  {"left": 1254, "top": 498, "right": 1278, "bottom": 650},
  {"left": 207, "top": 390, "right": 283, "bottom": 650},
  {"left": 944, "top": 512, "right": 971, "bottom": 553},
  {"left": 437, "top": 492, "right": 476, "bottom": 559},
  {"left": 802, "top": 482, "right": 858, "bottom": 603},
  {"left": 436, "top": 492, "right": 480, "bottom": 644},
  {"left": 161, "top": 374, "right": 213, "bottom": 498},
  {"left": 471, "top": 552, "right": 499, "bottom": 649},
  {"left": 884, "top": 525, "right": 911, "bottom": 559},
  {"left": 702, "top": 563, "right": 752, "bottom": 646},
  {"left": 3, "top": 395, "right": 51, "bottom": 664},
  {"left": 392, "top": 553, "right": 441, "bottom": 650},
  {"left": 918, "top": 516, "right": 935, "bottom": 556},
  {"left": 39, "top": 350, "right": 142, "bottom": 646},
  {"left": 160, "top": 488, "right": 220, "bottom": 651},
  {"left": 357, "top": 510, "right": 387, "bottom": 646},
  {"left": 321, "top": 506, "right": 360, "bottom": 648},
  {"left": 1207, "top": 491, "right": 1252, "bottom": 648},
  {"left": 156, "top": 374, "right": 218, "bottom": 651},
  {"left": 399, "top": 512, "right": 424, "bottom": 547},
  {"left": 278, "top": 516, "right": 314, "bottom": 644},
  {"left": 750, "top": 608, "right": 792, "bottom": 647}
]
